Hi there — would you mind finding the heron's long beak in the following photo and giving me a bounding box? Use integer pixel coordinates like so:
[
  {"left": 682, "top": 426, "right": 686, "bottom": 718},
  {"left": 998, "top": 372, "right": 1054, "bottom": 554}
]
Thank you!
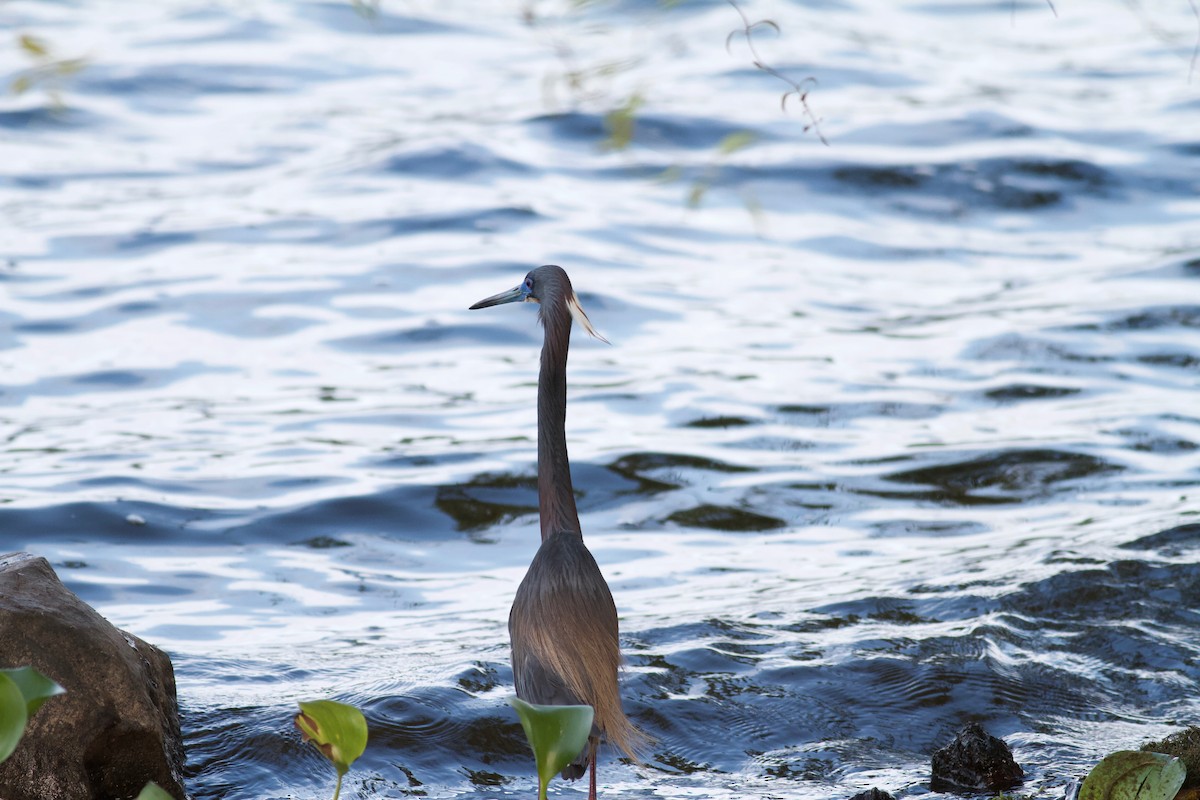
[{"left": 469, "top": 285, "right": 526, "bottom": 310}]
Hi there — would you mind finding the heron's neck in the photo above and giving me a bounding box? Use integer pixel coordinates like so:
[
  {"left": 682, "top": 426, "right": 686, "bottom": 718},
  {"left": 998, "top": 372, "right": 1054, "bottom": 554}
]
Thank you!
[{"left": 537, "top": 307, "right": 581, "bottom": 541}]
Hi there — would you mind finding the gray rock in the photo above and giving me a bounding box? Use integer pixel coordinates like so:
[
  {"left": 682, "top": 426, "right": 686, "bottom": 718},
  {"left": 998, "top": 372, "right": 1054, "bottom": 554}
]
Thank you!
[
  {"left": 0, "top": 552, "right": 185, "bottom": 800},
  {"left": 848, "top": 789, "right": 895, "bottom": 800},
  {"left": 930, "top": 721, "right": 1023, "bottom": 793}
]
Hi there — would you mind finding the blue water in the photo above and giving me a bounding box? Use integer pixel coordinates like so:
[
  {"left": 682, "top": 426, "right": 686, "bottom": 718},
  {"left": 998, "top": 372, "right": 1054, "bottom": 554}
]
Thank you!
[{"left": 3, "top": 1, "right": 1200, "bottom": 798}]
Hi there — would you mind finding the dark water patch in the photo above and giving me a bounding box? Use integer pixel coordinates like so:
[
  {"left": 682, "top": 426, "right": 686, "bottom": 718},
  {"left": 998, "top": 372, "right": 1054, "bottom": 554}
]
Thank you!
[
  {"left": 14, "top": 320, "right": 75, "bottom": 334},
  {"left": 434, "top": 472, "right": 537, "bottom": 534},
  {"left": 347, "top": 207, "right": 540, "bottom": 240},
  {"left": 527, "top": 111, "right": 760, "bottom": 151},
  {"left": 297, "top": 1, "right": 460, "bottom": 35},
  {"left": 811, "top": 596, "right": 933, "bottom": 626},
  {"left": 15, "top": 276, "right": 394, "bottom": 340},
  {"left": 433, "top": 461, "right": 656, "bottom": 534},
  {"left": 75, "top": 370, "right": 147, "bottom": 387},
  {"left": 184, "top": 704, "right": 320, "bottom": 800},
  {"left": 371, "top": 143, "right": 530, "bottom": 180},
  {"left": 80, "top": 62, "right": 339, "bottom": 102},
  {"left": 41, "top": 207, "right": 539, "bottom": 260},
  {"left": 729, "top": 435, "right": 817, "bottom": 452},
  {"left": 151, "top": 13, "right": 278, "bottom": 46},
  {"left": 840, "top": 111, "right": 1034, "bottom": 146},
  {"left": 230, "top": 485, "right": 448, "bottom": 544},
  {"left": 1120, "top": 427, "right": 1198, "bottom": 453},
  {"left": 0, "top": 169, "right": 178, "bottom": 191},
  {"left": 330, "top": 321, "right": 533, "bottom": 352},
  {"left": 294, "top": 535, "right": 352, "bottom": 549},
  {"left": 684, "top": 415, "right": 757, "bottom": 428},
  {"left": 24, "top": 275, "right": 194, "bottom": 303},
  {"left": 777, "top": 401, "right": 944, "bottom": 427},
  {"left": 3, "top": 501, "right": 235, "bottom": 551},
  {"left": 666, "top": 503, "right": 786, "bottom": 531},
  {"left": 456, "top": 661, "right": 501, "bottom": 695},
  {"left": 1071, "top": 305, "right": 1200, "bottom": 332},
  {"left": 965, "top": 332, "right": 1115, "bottom": 365},
  {"left": 724, "top": 62, "right": 914, "bottom": 90},
  {"left": 0, "top": 106, "right": 101, "bottom": 130},
  {"left": 732, "top": 157, "right": 1118, "bottom": 217},
  {"left": 880, "top": 449, "right": 1122, "bottom": 505},
  {"left": 1005, "top": 559, "right": 1200, "bottom": 629},
  {"left": 983, "top": 383, "right": 1082, "bottom": 403},
  {"left": 370, "top": 451, "right": 477, "bottom": 469},
  {"left": 1138, "top": 352, "right": 1199, "bottom": 369},
  {"left": 634, "top": 618, "right": 772, "bottom": 655},
  {"left": 779, "top": 481, "right": 840, "bottom": 513},
  {"left": 797, "top": 234, "right": 983, "bottom": 261},
  {"left": 359, "top": 686, "right": 531, "bottom": 791},
  {"left": 42, "top": 229, "right": 197, "bottom": 258},
  {"left": 0, "top": 361, "right": 236, "bottom": 405},
  {"left": 833, "top": 165, "right": 925, "bottom": 190},
  {"left": 868, "top": 519, "right": 990, "bottom": 538},
  {"left": 64, "top": 474, "right": 351, "bottom": 501},
  {"left": 1120, "top": 523, "right": 1200, "bottom": 554},
  {"left": 607, "top": 451, "right": 754, "bottom": 495}
]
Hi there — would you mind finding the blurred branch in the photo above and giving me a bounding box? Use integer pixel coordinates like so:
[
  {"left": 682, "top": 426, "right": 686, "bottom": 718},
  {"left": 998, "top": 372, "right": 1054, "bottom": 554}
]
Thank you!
[
  {"left": 1121, "top": 0, "right": 1200, "bottom": 82},
  {"left": 11, "top": 34, "right": 88, "bottom": 106},
  {"left": 602, "top": 90, "right": 644, "bottom": 150},
  {"left": 724, "top": 0, "right": 827, "bottom": 145}
]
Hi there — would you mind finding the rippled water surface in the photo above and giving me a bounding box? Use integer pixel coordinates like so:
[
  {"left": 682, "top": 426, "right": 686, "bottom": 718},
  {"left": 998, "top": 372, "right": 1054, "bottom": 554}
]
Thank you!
[{"left": 3, "top": 1, "right": 1200, "bottom": 798}]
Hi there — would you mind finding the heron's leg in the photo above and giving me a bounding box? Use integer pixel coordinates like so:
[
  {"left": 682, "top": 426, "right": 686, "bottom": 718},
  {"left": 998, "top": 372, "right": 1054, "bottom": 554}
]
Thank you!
[{"left": 588, "top": 745, "right": 597, "bottom": 800}]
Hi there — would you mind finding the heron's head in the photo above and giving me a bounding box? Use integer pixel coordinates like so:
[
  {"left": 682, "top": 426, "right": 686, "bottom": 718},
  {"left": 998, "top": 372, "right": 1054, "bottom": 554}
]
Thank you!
[{"left": 469, "top": 265, "right": 608, "bottom": 343}]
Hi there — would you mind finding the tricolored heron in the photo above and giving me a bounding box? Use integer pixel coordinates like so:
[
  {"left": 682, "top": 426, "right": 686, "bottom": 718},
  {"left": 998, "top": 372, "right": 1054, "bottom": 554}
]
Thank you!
[{"left": 470, "top": 265, "right": 643, "bottom": 799}]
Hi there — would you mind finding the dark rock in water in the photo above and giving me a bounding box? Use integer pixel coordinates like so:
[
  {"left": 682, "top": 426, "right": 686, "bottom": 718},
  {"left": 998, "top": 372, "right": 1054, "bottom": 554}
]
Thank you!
[
  {"left": 849, "top": 788, "right": 895, "bottom": 800},
  {"left": 930, "top": 721, "right": 1023, "bottom": 793},
  {"left": 0, "top": 552, "right": 185, "bottom": 800},
  {"left": 1141, "top": 726, "right": 1200, "bottom": 789}
]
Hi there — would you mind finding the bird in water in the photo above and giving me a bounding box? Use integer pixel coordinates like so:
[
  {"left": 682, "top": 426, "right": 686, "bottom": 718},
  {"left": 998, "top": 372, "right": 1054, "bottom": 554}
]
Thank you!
[{"left": 470, "top": 265, "right": 644, "bottom": 799}]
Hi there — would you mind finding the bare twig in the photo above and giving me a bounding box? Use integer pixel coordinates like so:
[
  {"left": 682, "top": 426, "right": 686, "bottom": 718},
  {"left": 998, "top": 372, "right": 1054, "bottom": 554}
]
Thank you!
[
  {"left": 725, "top": 0, "right": 827, "bottom": 145},
  {"left": 1123, "top": 0, "right": 1200, "bottom": 83}
]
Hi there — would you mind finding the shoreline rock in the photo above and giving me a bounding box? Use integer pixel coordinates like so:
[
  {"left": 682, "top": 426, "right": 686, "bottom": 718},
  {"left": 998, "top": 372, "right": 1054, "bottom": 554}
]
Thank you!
[{"left": 0, "top": 552, "right": 186, "bottom": 800}]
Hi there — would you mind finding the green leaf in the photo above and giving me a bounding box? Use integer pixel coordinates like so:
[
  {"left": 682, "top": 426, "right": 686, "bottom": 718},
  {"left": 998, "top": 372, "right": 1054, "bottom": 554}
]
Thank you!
[
  {"left": 0, "top": 674, "right": 28, "bottom": 765},
  {"left": 294, "top": 700, "right": 368, "bottom": 775},
  {"left": 717, "top": 131, "right": 756, "bottom": 155},
  {"left": 18, "top": 34, "right": 48, "bottom": 58},
  {"left": 602, "top": 92, "right": 644, "bottom": 152},
  {"left": 135, "top": 782, "right": 175, "bottom": 800},
  {"left": 1079, "top": 750, "right": 1187, "bottom": 800},
  {"left": 0, "top": 667, "right": 65, "bottom": 716},
  {"left": 509, "top": 697, "right": 594, "bottom": 800}
]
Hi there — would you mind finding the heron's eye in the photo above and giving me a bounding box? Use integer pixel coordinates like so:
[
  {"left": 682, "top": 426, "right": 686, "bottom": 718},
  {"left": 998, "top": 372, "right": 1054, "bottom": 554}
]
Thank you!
[{"left": 524, "top": 278, "right": 534, "bottom": 291}]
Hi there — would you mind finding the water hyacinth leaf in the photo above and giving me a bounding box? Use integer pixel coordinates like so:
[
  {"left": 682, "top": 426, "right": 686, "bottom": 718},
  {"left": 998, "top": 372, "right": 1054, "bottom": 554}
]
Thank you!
[
  {"left": 134, "top": 781, "right": 175, "bottom": 800},
  {"left": 0, "top": 666, "right": 65, "bottom": 716},
  {"left": 1079, "top": 750, "right": 1187, "bottom": 800},
  {"left": 295, "top": 700, "right": 368, "bottom": 774},
  {"left": 0, "top": 674, "right": 28, "bottom": 764},
  {"left": 509, "top": 697, "right": 594, "bottom": 800}
]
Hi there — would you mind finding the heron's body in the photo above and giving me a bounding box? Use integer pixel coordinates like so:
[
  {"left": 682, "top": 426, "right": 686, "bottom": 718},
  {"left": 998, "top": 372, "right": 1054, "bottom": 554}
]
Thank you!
[{"left": 470, "top": 265, "right": 641, "bottom": 795}]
